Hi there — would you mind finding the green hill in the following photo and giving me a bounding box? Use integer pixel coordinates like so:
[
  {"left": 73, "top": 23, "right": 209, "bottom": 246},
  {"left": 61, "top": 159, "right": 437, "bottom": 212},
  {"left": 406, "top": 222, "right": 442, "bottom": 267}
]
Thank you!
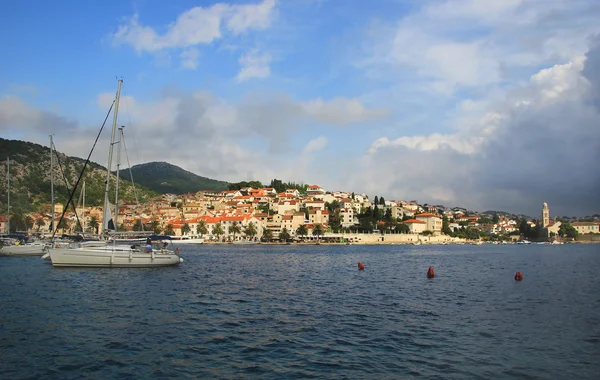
[{"left": 118, "top": 162, "right": 230, "bottom": 194}]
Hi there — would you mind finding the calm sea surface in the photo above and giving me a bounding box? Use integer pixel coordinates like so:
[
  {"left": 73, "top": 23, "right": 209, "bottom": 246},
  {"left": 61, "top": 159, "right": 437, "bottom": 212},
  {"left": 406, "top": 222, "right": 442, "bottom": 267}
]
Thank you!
[{"left": 1, "top": 244, "right": 599, "bottom": 379}]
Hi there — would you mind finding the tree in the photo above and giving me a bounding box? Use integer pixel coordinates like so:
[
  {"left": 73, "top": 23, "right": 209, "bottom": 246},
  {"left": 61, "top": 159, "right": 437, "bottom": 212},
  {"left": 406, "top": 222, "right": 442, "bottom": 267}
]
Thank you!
[
  {"left": 181, "top": 222, "right": 191, "bottom": 236},
  {"left": 374, "top": 196, "right": 379, "bottom": 206},
  {"left": 244, "top": 222, "right": 257, "bottom": 239},
  {"left": 297, "top": 224, "right": 308, "bottom": 240},
  {"left": 397, "top": 223, "right": 410, "bottom": 234},
  {"left": 384, "top": 208, "right": 392, "bottom": 221},
  {"left": 422, "top": 230, "right": 434, "bottom": 236},
  {"left": 164, "top": 224, "right": 175, "bottom": 236},
  {"left": 279, "top": 228, "right": 291, "bottom": 242},
  {"left": 379, "top": 196, "right": 385, "bottom": 205},
  {"left": 262, "top": 230, "right": 274, "bottom": 242},
  {"left": 57, "top": 218, "right": 70, "bottom": 233},
  {"left": 132, "top": 219, "right": 144, "bottom": 231},
  {"left": 442, "top": 216, "right": 452, "bottom": 235},
  {"left": 559, "top": 222, "right": 578, "bottom": 239},
  {"left": 196, "top": 220, "right": 208, "bottom": 236},
  {"left": 88, "top": 216, "right": 99, "bottom": 234},
  {"left": 24, "top": 215, "right": 33, "bottom": 231},
  {"left": 212, "top": 223, "right": 224, "bottom": 240},
  {"left": 148, "top": 220, "right": 161, "bottom": 235},
  {"left": 229, "top": 221, "right": 241, "bottom": 240},
  {"left": 492, "top": 214, "right": 500, "bottom": 224},
  {"left": 35, "top": 218, "right": 45, "bottom": 231},
  {"left": 312, "top": 224, "right": 324, "bottom": 241}
]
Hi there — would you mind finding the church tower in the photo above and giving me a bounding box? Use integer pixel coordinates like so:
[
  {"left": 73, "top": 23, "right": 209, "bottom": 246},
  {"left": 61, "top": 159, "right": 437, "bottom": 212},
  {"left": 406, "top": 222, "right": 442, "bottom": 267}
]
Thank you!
[{"left": 542, "top": 202, "right": 550, "bottom": 228}]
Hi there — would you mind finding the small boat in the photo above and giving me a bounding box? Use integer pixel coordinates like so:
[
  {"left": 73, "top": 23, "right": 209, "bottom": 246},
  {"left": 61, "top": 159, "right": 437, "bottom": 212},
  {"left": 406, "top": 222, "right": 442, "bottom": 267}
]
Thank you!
[
  {"left": 169, "top": 235, "right": 205, "bottom": 244},
  {"left": 0, "top": 240, "right": 50, "bottom": 256},
  {"left": 517, "top": 240, "right": 531, "bottom": 245},
  {"left": 232, "top": 240, "right": 259, "bottom": 245}
]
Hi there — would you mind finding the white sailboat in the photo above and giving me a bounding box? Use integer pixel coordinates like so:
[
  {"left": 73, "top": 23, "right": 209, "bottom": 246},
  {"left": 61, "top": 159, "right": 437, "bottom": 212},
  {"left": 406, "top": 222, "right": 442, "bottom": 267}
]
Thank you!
[{"left": 49, "top": 79, "right": 182, "bottom": 267}]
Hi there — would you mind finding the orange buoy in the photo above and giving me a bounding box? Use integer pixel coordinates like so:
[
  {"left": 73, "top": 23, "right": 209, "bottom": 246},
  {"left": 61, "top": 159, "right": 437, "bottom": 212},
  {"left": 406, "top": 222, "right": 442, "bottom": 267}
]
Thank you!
[
  {"left": 358, "top": 262, "right": 365, "bottom": 270},
  {"left": 427, "top": 266, "right": 435, "bottom": 278},
  {"left": 514, "top": 271, "right": 523, "bottom": 281}
]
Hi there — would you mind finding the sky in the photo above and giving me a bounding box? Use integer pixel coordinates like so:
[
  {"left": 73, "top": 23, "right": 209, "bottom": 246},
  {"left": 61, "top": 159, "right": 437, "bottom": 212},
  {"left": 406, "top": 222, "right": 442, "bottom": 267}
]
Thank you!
[{"left": 1, "top": 0, "right": 599, "bottom": 218}]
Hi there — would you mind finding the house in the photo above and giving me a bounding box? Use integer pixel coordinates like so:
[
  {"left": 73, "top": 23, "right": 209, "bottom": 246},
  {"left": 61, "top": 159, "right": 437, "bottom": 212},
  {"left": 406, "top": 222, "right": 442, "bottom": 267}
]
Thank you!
[
  {"left": 305, "top": 199, "right": 326, "bottom": 211},
  {"left": 572, "top": 222, "right": 600, "bottom": 234},
  {"left": 403, "top": 219, "right": 427, "bottom": 234},
  {"left": 277, "top": 200, "right": 299, "bottom": 215},
  {"left": 308, "top": 209, "right": 329, "bottom": 225},
  {"left": 306, "top": 184, "right": 326, "bottom": 195},
  {"left": 415, "top": 212, "right": 443, "bottom": 235}
]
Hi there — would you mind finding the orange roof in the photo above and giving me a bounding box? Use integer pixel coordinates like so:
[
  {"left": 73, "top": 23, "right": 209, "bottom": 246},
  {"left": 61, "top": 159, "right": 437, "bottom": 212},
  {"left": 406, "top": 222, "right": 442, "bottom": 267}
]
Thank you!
[
  {"left": 403, "top": 219, "right": 426, "bottom": 224},
  {"left": 416, "top": 213, "right": 439, "bottom": 217}
]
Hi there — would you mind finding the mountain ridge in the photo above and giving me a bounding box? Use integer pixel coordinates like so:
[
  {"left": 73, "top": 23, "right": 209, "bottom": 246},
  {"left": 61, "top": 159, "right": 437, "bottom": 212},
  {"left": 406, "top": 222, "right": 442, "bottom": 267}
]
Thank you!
[{"left": 118, "top": 161, "right": 230, "bottom": 194}]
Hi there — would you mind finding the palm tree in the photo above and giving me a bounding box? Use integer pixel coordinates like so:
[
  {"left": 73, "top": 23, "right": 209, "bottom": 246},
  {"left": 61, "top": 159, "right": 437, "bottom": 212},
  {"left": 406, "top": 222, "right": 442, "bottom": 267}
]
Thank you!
[
  {"left": 279, "top": 227, "right": 290, "bottom": 242},
  {"left": 212, "top": 222, "right": 224, "bottom": 241},
  {"left": 312, "top": 223, "right": 324, "bottom": 242},
  {"left": 57, "top": 218, "right": 71, "bottom": 233},
  {"left": 229, "top": 221, "right": 241, "bottom": 241},
  {"left": 164, "top": 224, "right": 175, "bottom": 236},
  {"left": 196, "top": 220, "right": 208, "bottom": 236},
  {"left": 35, "top": 218, "right": 45, "bottom": 231},
  {"left": 148, "top": 220, "right": 161, "bottom": 235},
  {"left": 262, "top": 230, "right": 273, "bottom": 242},
  {"left": 244, "top": 222, "right": 257, "bottom": 240},
  {"left": 88, "top": 216, "right": 99, "bottom": 234},
  {"left": 297, "top": 224, "right": 308, "bottom": 241},
  {"left": 181, "top": 222, "right": 191, "bottom": 236}
]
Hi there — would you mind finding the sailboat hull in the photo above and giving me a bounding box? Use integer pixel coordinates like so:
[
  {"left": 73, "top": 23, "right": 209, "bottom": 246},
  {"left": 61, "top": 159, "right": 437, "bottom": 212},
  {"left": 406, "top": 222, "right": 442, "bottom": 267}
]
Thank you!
[
  {"left": 0, "top": 244, "right": 48, "bottom": 256},
  {"left": 49, "top": 247, "right": 182, "bottom": 267}
]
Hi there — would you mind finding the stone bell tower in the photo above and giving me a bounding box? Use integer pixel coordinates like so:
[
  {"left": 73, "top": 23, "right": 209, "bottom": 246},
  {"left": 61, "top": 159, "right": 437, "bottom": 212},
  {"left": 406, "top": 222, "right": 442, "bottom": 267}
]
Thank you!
[{"left": 542, "top": 202, "right": 550, "bottom": 228}]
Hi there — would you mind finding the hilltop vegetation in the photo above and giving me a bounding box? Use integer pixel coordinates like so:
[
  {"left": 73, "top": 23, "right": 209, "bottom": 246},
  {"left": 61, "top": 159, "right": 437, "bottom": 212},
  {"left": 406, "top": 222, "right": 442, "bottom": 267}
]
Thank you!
[
  {"left": 118, "top": 162, "right": 230, "bottom": 194},
  {"left": 0, "top": 138, "right": 157, "bottom": 217}
]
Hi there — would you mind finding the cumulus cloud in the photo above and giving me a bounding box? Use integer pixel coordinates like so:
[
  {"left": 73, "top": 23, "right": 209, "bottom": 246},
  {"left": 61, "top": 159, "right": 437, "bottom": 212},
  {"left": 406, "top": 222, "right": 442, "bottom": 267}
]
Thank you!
[
  {"left": 236, "top": 49, "right": 272, "bottom": 82},
  {"left": 364, "top": 0, "right": 600, "bottom": 93},
  {"left": 358, "top": 48, "right": 600, "bottom": 217},
  {"left": 0, "top": 96, "right": 77, "bottom": 133},
  {"left": 112, "top": 0, "right": 277, "bottom": 69}
]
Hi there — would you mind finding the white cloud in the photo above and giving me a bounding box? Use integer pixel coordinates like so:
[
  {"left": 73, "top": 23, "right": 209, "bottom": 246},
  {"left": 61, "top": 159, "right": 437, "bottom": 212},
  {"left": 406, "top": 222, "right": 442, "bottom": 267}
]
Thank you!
[
  {"left": 112, "top": 0, "right": 278, "bottom": 68},
  {"left": 303, "top": 136, "right": 327, "bottom": 153},
  {"left": 302, "top": 97, "right": 388, "bottom": 125},
  {"left": 180, "top": 48, "right": 200, "bottom": 69},
  {"left": 365, "top": 0, "right": 600, "bottom": 93},
  {"left": 236, "top": 49, "right": 272, "bottom": 82},
  {"left": 359, "top": 52, "right": 600, "bottom": 216}
]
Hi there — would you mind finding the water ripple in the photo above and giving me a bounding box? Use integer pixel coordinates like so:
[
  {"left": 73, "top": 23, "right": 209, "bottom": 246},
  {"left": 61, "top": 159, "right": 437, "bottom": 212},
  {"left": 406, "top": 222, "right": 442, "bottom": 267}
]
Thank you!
[{"left": 1, "top": 244, "right": 600, "bottom": 379}]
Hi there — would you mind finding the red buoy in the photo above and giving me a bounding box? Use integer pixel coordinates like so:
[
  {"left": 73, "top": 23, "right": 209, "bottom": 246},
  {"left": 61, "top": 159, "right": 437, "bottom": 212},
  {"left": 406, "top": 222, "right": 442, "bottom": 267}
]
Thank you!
[
  {"left": 514, "top": 271, "right": 523, "bottom": 281},
  {"left": 358, "top": 262, "right": 365, "bottom": 270},
  {"left": 427, "top": 266, "right": 435, "bottom": 278}
]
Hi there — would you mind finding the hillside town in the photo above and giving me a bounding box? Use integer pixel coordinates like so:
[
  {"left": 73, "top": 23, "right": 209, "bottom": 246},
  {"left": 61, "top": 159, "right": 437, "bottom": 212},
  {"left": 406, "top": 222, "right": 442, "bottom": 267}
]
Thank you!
[{"left": 1, "top": 185, "right": 599, "bottom": 244}]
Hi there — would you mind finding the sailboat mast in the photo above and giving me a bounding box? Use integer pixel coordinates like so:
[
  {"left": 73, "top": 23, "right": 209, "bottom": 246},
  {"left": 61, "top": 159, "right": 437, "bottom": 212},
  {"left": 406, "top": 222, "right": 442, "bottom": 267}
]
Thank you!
[
  {"left": 6, "top": 157, "right": 9, "bottom": 234},
  {"left": 82, "top": 180, "right": 85, "bottom": 233},
  {"left": 102, "top": 79, "right": 123, "bottom": 236},
  {"left": 114, "top": 127, "right": 123, "bottom": 231},
  {"left": 50, "top": 135, "right": 54, "bottom": 235}
]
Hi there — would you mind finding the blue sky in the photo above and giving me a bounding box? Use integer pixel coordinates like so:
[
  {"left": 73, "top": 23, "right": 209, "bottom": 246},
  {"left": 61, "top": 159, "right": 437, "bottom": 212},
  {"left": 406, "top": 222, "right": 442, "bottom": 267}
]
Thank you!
[{"left": 1, "top": 0, "right": 600, "bottom": 217}]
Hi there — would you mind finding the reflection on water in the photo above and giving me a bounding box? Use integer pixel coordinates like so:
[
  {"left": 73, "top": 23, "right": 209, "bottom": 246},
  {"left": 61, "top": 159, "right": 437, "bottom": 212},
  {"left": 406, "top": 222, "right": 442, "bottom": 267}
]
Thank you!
[{"left": 1, "top": 244, "right": 599, "bottom": 379}]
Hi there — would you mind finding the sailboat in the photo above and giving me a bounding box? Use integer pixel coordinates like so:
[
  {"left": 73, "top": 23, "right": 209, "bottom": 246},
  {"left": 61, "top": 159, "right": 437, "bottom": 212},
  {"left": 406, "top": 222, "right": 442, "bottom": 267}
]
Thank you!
[
  {"left": 48, "top": 79, "right": 182, "bottom": 267},
  {"left": 0, "top": 141, "right": 54, "bottom": 257}
]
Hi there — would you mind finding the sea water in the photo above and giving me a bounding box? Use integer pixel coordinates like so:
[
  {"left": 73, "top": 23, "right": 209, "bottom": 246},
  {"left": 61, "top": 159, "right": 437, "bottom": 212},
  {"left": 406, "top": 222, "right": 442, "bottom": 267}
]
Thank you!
[{"left": 1, "top": 244, "right": 599, "bottom": 379}]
